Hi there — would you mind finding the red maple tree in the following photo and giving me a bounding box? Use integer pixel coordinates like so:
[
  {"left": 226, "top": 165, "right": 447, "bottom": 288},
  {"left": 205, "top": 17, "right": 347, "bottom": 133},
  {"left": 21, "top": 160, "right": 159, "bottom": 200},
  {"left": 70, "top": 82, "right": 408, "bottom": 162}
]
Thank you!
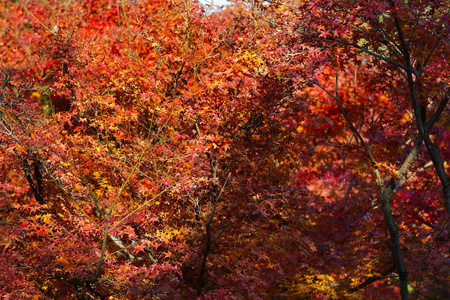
[{"left": 0, "top": 0, "right": 448, "bottom": 299}]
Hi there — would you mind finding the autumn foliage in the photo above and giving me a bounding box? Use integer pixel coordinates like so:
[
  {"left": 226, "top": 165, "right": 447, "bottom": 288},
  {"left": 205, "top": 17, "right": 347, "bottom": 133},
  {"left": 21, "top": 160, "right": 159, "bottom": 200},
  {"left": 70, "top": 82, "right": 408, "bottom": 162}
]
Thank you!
[{"left": 0, "top": 0, "right": 449, "bottom": 299}]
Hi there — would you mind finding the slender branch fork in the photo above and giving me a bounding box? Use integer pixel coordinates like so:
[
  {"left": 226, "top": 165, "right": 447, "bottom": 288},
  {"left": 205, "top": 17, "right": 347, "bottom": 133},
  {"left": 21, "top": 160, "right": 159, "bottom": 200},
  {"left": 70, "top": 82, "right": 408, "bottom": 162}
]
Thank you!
[
  {"left": 303, "top": 1, "right": 449, "bottom": 297},
  {"left": 312, "top": 66, "right": 410, "bottom": 299},
  {"left": 196, "top": 151, "right": 230, "bottom": 297}
]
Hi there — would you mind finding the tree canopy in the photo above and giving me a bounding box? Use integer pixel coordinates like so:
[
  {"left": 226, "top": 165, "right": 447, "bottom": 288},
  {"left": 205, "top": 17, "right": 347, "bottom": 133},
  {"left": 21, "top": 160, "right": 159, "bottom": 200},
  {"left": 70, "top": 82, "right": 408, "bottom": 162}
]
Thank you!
[{"left": 0, "top": 0, "right": 448, "bottom": 299}]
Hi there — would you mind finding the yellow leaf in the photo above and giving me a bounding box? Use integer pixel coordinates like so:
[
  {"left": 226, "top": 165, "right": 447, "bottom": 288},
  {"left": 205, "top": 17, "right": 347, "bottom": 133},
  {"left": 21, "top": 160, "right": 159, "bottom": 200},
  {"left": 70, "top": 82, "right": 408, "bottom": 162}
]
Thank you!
[{"left": 41, "top": 214, "right": 51, "bottom": 224}]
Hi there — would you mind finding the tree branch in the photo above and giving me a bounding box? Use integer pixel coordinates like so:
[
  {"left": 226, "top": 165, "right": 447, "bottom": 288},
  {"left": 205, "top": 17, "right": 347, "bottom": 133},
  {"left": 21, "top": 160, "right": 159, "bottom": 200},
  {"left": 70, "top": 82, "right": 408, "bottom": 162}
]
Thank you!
[{"left": 349, "top": 266, "right": 395, "bottom": 292}]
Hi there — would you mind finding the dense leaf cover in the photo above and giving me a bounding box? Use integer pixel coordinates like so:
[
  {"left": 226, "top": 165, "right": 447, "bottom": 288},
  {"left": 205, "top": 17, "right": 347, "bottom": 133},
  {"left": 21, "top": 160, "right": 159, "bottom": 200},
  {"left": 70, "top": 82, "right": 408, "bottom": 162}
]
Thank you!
[{"left": 0, "top": 0, "right": 448, "bottom": 299}]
